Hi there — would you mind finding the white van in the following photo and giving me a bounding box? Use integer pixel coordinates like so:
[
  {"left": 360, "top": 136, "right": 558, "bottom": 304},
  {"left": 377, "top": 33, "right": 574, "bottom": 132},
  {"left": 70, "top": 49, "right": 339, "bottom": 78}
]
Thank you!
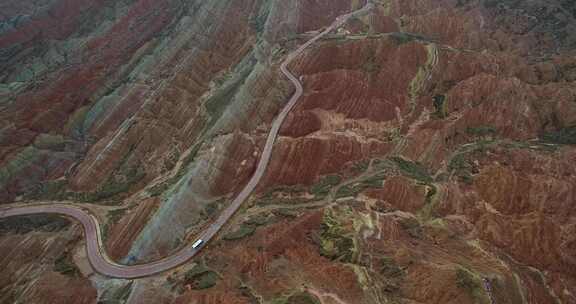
[{"left": 192, "top": 239, "right": 204, "bottom": 249}]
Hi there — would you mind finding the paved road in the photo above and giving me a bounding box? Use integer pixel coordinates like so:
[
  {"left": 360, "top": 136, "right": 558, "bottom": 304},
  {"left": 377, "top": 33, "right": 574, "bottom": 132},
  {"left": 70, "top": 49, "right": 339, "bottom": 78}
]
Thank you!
[{"left": 0, "top": 2, "right": 373, "bottom": 279}]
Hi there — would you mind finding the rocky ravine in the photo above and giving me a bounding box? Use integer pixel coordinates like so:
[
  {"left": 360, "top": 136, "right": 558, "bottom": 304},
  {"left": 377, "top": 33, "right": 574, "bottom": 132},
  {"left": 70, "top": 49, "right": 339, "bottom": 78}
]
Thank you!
[{"left": 1, "top": 0, "right": 576, "bottom": 303}]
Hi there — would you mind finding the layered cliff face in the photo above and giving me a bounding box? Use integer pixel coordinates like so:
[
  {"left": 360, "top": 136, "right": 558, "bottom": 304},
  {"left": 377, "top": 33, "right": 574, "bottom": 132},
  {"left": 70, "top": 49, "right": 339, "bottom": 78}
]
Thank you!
[{"left": 1, "top": 0, "right": 576, "bottom": 303}]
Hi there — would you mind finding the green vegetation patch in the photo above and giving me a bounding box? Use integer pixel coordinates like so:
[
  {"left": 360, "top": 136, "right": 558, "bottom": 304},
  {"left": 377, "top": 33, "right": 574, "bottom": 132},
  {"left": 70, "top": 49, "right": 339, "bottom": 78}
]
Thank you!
[
  {"left": 201, "top": 199, "right": 223, "bottom": 218},
  {"left": 248, "top": 0, "right": 272, "bottom": 35},
  {"left": 455, "top": 267, "right": 486, "bottom": 302},
  {"left": 99, "top": 282, "right": 133, "bottom": 304},
  {"left": 23, "top": 179, "right": 68, "bottom": 201},
  {"left": 271, "top": 291, "right": 320, "bottom": 304},
  {"left": 483, "top": 0, "right": 500, "bottom": 8},
  {"left": 256, "top": 193, "right": 311, "bottom": 206},
  {"left": 359, "top": 172, "right": 386, "bottom": 188},
  {"left": 162, "top": 150, "right": 180, "bottom": 172},
  {"left": 310, "top": 174, "right": 342, "bottom": 197},
  {"left": 271, "top": 297, "right": 289, "bottom": 304},
  {"left": 399, "top": 217, "right": 423, "bottom": 239},
  {"left": 286, "top": 292, "right": 321, "bottom": 304},
  {"left": 33, "top": 133, "right": 65, "bottom": 151},
  {"left": 379, "top": 257, "right": 404, "bottom": 278},
  {"left": 146, "top": 142, "right": 205, "bottom": 198},
  {"left": 319, "top": 209, "right": 357, "bottom": 263},
  {"left": 67, "top": 148, "right": 146, "bottom": 203},
  {"left": 0, "top": 214, "right": 70, "bottom": 234},
  {"left": 205, "top": 54, "right": 256, "bottom": 127},
  {"left": 148, "top": 182, "right": 171, "bottom": 197},
  {"left": 107, "top": 208, "right": 128, "bottom": 225},
  {"left": 466, "top": 125, "right": 497, "bottom": 138},
  {"left": 448, "top": 153, "right": 474, "bottom": 185},
  {"left": 239, "top": 284, "right": 262, "bottom": 303},
  {"left": 335, "top": 184, "right": 361, "bottom": 199},
  {"left": 419, "top": 185, "right": 439, "bottom": 219},
  {"left": 540, "top": 126, "right": 576, "bottom": 145},
  {"left": 184, "top": 264, "right": 220, "bottom": 290},
  {"left": 389, "top": 32, "right": 422, "bottom": 45},
  {"left": 447, "top": 140, "right": 498, "bottom": 185},
  {"left": 390, "top": 157, "right": 433, "bottom": 183},
  {"left": 53, "top": 252, "right": 79, "bottom": 277},
  {"left": 352, "top": 160, "right": 370, "bottom": 173},
  {"left": 432, "top": 94, "right": 447, "bottom": 118},
  {"left": 334, "top": 173, "right": 385, "bottom": 199},
  {"left": 0, "top": 146, "right": 42, "bottom": 189},
  {"left": 85, "top": 164, "right": 145, "bottom": 202},
  {"left": 245, "top": 214, "right": 269, "bottom": 226},
  {"left": 223, "top": 224, "right": 256, "bottom": 240},
  {"left": 274, "top": 208, "right": 299, "bottom": 218}
]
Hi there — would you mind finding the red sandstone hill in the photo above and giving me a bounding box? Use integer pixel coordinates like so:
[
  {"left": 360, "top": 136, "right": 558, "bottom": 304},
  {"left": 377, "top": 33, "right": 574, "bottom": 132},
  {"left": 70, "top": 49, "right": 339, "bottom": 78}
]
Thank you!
[{"left": 1, "top": 0, "right": 576, "bottom": 303}]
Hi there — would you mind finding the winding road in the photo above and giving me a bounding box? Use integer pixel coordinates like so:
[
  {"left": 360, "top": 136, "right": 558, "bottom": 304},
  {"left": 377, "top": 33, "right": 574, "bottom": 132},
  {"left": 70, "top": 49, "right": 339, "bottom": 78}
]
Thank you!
[{"left": 0, "top": 2, "right": 373, "bottom": 279}]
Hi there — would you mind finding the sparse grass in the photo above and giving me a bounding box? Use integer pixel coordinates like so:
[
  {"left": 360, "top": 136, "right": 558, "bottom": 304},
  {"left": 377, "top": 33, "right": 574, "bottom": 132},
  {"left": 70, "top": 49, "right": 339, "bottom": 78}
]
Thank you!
[
  {"left": 379, "top": 257, "right": 404, "bottom": 278},
  {"left": 162, "top": 150, "right": 180, "bottom": 172},
  {"left": 352, "top": 160, "right": 370, "bottom": 173},
  {"left": 459, "top": 174, "right": 474, "bottom": 185},
  {"left": 399, "top": 217, "right": 423, "bottom": 239},
  {"left": 99, "top": 282, "right": 133, "bottom": 304},
  {"left": 53, "top": 252, "right": 79, "bottom": 277},
  {"left": 98, "top": 166, "right": 145, "bottom": 198},
  {"left": 223, "top": 224, "right": 256, "bottom": 240},
  {"left": 201, "top": 200, "right": 222, "bottom": 218},
  {"left": 500, "top": 140, "right": 558, "bottom": 152},
  {"left": 248, "top": 0, "right": 271, "bottom": 36},
  {"left": 148, "top": 182, "right": 171, "bottom": 197},
  {"left": 0, "top": 147, "right": 42, "bottom": 190},
  {"left": 107, "top": 208, "right": 128, "bottom": 225},
  {"left": 262, "top": 185, "right": 307, "bottom": 199},
  {"left": 419, "top": 185, "right": 439, "bottom": 219},
  {"left": 425, "top": 185, "right": 437, "bottom": 204},
  {"left": 455, "top": 267, "right": 485, "bottom": 302},
  {"left": 64, "top": 150, "right": 147, "bottom": 204},
  {"left": 101, "top": 223, "right": 110, "bottom": 241},
  {"left": 184, "top": 264, "right": 219, "bottom": 290},
  {"left": 239, "top": 284, "right": 261, "bottom": 303},
  {"left": 0, "top": 214, "right": 70, "bottom": 234},
  {"left": 448, "top": 153, "right": 469, "bottom": 172}
]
